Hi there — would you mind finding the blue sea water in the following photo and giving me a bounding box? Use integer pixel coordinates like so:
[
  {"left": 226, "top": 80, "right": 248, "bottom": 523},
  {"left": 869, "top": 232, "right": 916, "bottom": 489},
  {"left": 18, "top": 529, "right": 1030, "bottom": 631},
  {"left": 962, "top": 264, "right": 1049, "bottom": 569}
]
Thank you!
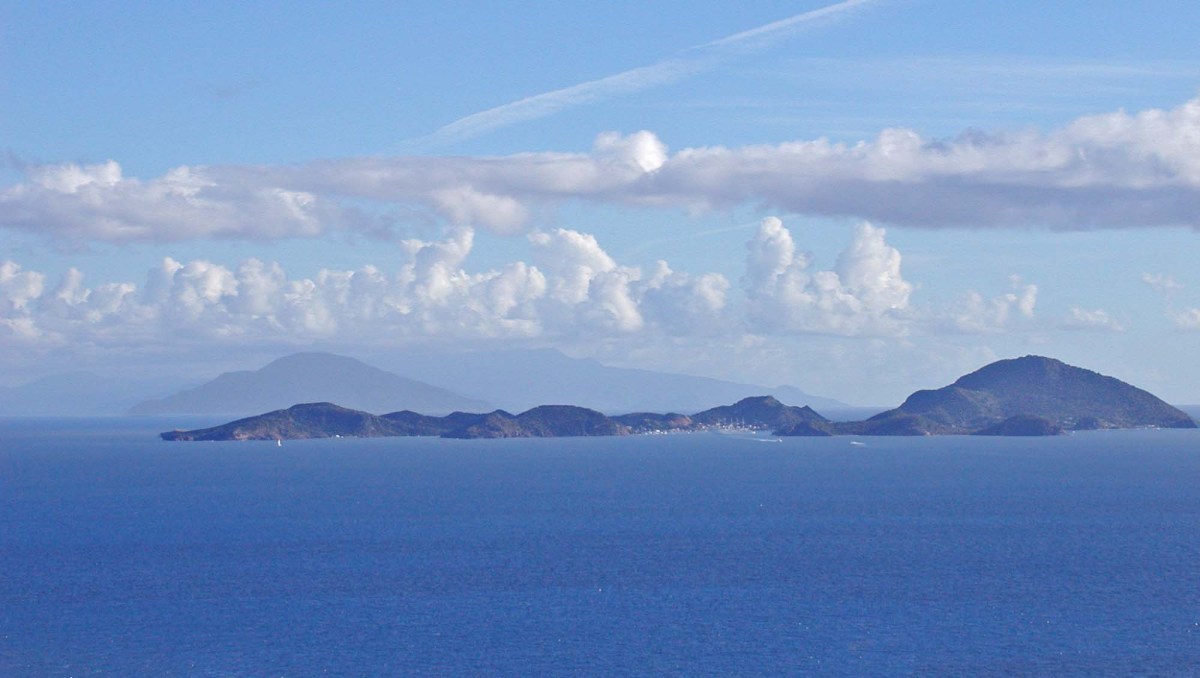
[{"left": 2, "top": 419, "right": 1199, "bottom": 676}]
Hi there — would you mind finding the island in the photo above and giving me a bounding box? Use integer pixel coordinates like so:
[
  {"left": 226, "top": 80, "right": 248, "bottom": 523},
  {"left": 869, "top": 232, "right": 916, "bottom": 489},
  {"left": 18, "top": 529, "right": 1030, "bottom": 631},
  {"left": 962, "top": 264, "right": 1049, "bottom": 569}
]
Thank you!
[
  {"left": 161, "top": 403, "right": 631, "bottom": 441},
  {"left": 161, "top": 355, "right": 1196, "bottom": 441},
  {"left": 835, "top": 355, "right": 1196, "bottom": 436}
]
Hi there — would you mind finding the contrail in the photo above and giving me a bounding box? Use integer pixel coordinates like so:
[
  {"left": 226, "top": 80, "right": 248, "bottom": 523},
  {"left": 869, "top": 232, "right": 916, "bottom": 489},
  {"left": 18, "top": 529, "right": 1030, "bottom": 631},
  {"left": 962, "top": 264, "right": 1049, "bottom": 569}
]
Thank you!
[{"left": 410, "top": 0, "right": 881, "bottom": 148}]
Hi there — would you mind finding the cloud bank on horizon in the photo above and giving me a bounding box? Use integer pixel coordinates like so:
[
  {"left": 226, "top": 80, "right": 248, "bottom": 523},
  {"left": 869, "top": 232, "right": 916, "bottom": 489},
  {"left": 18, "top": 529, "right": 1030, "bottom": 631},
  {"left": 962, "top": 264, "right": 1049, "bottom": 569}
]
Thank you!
[
  {"left": 6, "top": 214, "right": 1174, "bottom": 377},
  {"left": 0, "top": 220, "right": 910, "bottom": 351},
  {"left": 5, "top": 96, "right": 1200, "bottom": 245}
]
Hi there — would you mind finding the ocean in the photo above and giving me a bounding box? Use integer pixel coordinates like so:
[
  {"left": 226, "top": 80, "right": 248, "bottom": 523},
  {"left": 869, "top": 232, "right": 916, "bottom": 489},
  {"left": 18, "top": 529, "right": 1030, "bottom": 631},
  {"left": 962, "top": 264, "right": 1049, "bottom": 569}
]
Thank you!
[{"left": 2, "top": 418, "right": 1199, "bottom": 675}]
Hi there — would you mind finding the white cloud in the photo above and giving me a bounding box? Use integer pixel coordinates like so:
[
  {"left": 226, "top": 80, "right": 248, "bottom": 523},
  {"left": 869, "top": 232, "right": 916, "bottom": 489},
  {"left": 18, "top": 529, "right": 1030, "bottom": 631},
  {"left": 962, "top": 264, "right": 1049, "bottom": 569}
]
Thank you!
[
  {"left": 0, "top": 224, "right": 719, "bottom": 352},
  {"left": 52, "top": 268, "right": 90, "bottom": 308},
  {"left": 1170, "top": 308, "right": 1200, "bottom": 330},
  {"left": 1141, "top": 273, "right": 1200, "bottom": 331},
  {"left": 0, "top": 132, "right": 671, "bottom": 243},
  {"left": 430, "top": 187, "right": 529, "bottom": 234},
  {"left": 835, "top": 221, "right": 912, "bottom": 314},
  {"left": 1142, "top": 272, "right": 1184, "bottom": 295},
  {"left": 743, "top": 218, "right": 912, "bottom": 336},
  {"left": 29, "top": 159, "right": 122, "bottom": 193},
  {"left": 528, "top": 227, "right": 657, "bottom": 334},
  {"left": 302, "top": 95, "right": 1200, "bottom": 233},
  {"left": 1060, "top": 306, "right": 1125, "bottom": 332},
  {"left": 0, "top": 261, "right": 46, "bottom": 311},
  {"left": 0, "top": 161, "right": 345, "bottom": 243},
  {"left": 529, "top": 228, "right": 619, "bottom": 305},
  {"left": 8, "top": 96, "right": 1200, "bottom": 244},
  {"left": 944, "top": 276, "right": 1037, "bottom": 334},
  {"left": 640, "top": 261, "right": 730, "bottom": 336},
  {"left": 594, "top": 131, "right": 669, "bottom": 173},
  {"left": 651, "top": 96, "right": 1200, "bottom": 229},
  {"left": 229, "top": 259, "right": 288, "bottom": 317},
  {"left": 0, "top": 219, "right": 1121, "bottom": 361},
  {"left": 0, "top": 261, "right": 47, "bottom": 342}
]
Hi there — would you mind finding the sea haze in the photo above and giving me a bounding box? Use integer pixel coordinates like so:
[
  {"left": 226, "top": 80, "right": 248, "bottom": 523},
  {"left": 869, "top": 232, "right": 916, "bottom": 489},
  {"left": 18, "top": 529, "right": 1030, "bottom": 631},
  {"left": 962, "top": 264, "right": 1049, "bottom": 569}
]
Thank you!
[{"left": 3, "top": 419, "right": 1200, "bottom": 674}]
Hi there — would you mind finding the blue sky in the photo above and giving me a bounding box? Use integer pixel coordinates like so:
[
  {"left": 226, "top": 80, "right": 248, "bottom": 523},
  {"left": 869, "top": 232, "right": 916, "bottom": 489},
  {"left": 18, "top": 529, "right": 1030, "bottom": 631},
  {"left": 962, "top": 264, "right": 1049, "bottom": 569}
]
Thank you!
[{"left": 3, "top": 0, "right": 1200, "bottom": 405}]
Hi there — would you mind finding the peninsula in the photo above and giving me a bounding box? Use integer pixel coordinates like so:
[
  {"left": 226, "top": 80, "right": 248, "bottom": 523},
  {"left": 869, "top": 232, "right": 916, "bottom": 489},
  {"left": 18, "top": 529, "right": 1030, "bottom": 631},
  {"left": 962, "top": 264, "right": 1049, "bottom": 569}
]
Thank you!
[{"left": 161, "top": 356, "right": 1195, "bottom": 441}]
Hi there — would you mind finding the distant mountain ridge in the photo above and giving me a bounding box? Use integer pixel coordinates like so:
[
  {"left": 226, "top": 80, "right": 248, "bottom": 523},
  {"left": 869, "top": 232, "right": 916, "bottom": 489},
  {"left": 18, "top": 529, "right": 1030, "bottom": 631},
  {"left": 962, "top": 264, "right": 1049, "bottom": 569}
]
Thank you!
[
  {"left": 384, "top": 348, "right": 854, "bottom": 414},
  {"left": 0, "top": 372, "right": 185, "bottom": 416},
  {"left": 129, "top": 349, "right": 851, "bottom": 419},
  {"left": 131, "top": 352, "right": 488, "bottom": 416}
]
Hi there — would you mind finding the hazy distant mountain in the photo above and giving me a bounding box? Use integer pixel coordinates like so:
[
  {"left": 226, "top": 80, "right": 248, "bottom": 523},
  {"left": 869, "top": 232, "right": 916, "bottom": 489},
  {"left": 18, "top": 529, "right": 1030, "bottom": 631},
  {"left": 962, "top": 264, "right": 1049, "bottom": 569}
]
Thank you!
[
  {"left": 131, "top": 352, "right": 488, "bottom": 416},
  {"left": 0, "top": 372, "right": 185, "bottom": 416},
  {"left": 386, "top": 348, "right": 854, "bottom": 414}
]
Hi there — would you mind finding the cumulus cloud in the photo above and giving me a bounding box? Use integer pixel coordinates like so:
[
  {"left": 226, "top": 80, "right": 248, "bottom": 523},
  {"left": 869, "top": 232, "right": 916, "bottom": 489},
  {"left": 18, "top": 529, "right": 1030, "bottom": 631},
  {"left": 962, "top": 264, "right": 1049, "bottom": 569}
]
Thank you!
[
  {"left": 0, "top": 261, "right": 45, "bottom": 311},
  {"left": 0, "top": 219, "right": 1117, "bottom": 358},
  {"left": 0, "top": 223, "right": 738, "bottom": 353},
  {"left": 8, "top": 96, "right": 1200, "bottom": 244},
  {"left": 743, "top": 218, "right": 912, "bottom": 336},
  {"left": 529, "top": 228, "right": 620, "bottom": 305},
  {"left": 534, "top": 230, "right": 638, "bottom": 333},
  {"left": 944, "top": 275, "right": 1037, "bottom": 334},
  {"left": 640, "top": 261, "right": 731, "bottom": 336},
  {"left": 593, "top": 131, "right": 669, "bottom": 173}
]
